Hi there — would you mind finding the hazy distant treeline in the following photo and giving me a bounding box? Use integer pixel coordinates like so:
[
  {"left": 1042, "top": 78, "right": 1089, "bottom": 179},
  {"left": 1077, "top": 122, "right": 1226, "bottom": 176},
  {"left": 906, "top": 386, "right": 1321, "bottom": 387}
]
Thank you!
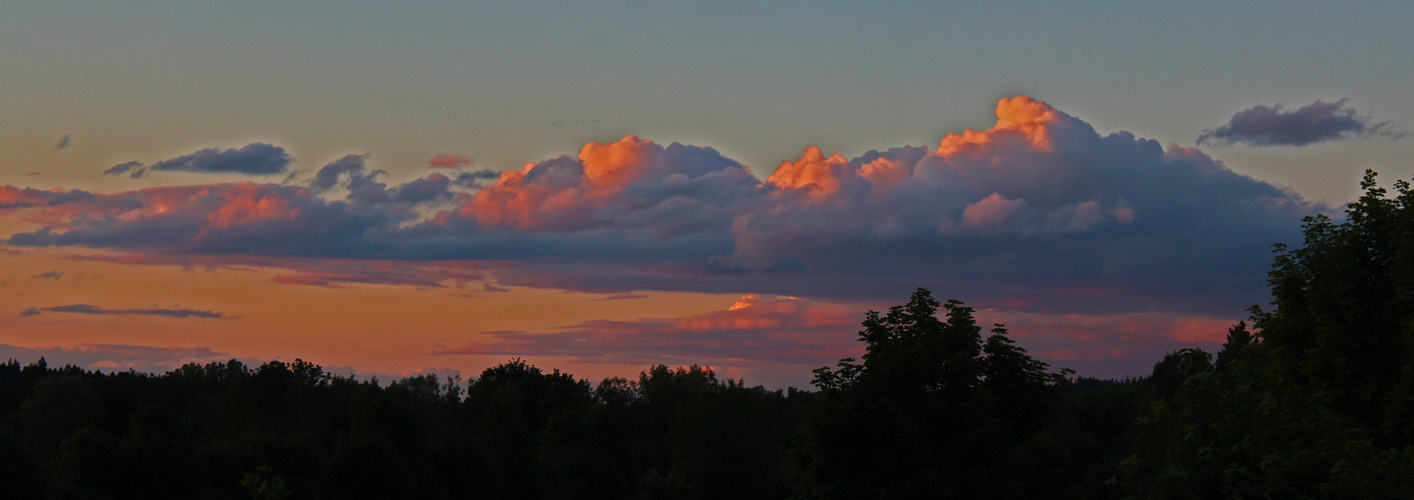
[{"left": 2, "top": 170, "right": 1413, "bottom": 498}]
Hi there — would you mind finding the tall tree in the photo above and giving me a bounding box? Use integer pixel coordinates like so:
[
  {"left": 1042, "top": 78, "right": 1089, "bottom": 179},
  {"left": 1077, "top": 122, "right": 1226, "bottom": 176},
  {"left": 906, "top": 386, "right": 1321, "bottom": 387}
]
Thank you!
[{"left": 798, "top": 289, "right": 1069, "bottom": 499}]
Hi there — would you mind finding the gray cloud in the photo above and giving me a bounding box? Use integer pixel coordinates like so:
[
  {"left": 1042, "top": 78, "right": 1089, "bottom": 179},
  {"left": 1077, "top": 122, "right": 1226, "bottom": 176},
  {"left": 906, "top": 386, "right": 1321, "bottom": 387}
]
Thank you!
[
  {"left": 1198, "top": 99, "right": 1404, "bottom": 147},
  {"left": 103, "top": 161, "right": 145, "bottom": 178},
  {"left": 54, "top": 134, "right": 72, "bottom": 151},
  {"left": 104, "top": 143, "right": 293, "bottom": 179}
]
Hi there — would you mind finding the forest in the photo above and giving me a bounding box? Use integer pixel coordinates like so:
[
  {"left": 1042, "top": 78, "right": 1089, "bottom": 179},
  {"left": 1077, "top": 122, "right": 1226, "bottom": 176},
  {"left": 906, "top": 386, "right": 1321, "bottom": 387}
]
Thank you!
[{"left": 2, "top": 170, "right": 1413, "bottom": 499}]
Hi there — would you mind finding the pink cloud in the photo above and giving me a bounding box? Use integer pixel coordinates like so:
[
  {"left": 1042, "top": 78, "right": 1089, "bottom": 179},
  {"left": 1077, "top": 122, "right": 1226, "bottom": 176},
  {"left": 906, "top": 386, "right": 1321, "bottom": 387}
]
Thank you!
[
  {"left": 434, "top": 294, "right": 863, "bottom": 368},
  {"left": 427, "top": 152, "right": 474, "bottom": 169}
]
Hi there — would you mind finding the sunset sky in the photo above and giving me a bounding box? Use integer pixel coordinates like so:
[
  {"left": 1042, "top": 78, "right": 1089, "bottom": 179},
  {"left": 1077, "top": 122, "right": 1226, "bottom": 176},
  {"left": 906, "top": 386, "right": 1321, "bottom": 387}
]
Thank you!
[{"left": 3, "top": 1, "right": 1412, "bottom": 387}]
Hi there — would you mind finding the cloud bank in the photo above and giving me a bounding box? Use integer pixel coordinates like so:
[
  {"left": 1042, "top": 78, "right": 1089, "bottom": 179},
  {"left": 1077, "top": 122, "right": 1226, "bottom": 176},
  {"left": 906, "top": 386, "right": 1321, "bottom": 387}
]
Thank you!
[
  {"left": 4, "top": 96, "right": 1320, "bottom": 316},
  {"left": 1198, "top": 99, "right": 1403, "bottom": 147}
]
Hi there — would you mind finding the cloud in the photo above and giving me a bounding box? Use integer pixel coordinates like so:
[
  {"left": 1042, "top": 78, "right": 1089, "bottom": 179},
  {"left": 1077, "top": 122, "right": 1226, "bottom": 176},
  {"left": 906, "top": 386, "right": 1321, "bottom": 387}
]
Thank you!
[
  {"left": 62, "top": 253, "right": 485, "bottom": 290},
  {"left": 54, "top": 134, "right": 72, "bottom": 151},
  {"left": 0, "top": 343, "right": 233, "bottom": 373},
  {"left": 601, "top": 293, "right": 648, "bottom": 300},
  {"left": 1198, "top": 99, "right": 1404, "bottom": 147},
  {"left": 434, "top": 294, "right": 861, "bottom": 368},
  {"left": 0, "top": 185, "right": 95, "bottom": 208},
  {"left": 21, "top": 303, "right": 223, "bottom": 318},
  {"left": 104, "top": 161, "right": 146, "bottom": 178},
  {"left": 5, "top": 96, "right": 1320, "bottom": 317},
  {"left": 977, "top": 308, "right": 1240, "bottom": 378},
  {"left": 30, "top": 271, "right": 64, "bottom": 280},
  {"left": 103, "top": 143, "right": 293, "bottom": 179},
  {"left": 427, "top": 152, "right": 474, "bottom": 169}
]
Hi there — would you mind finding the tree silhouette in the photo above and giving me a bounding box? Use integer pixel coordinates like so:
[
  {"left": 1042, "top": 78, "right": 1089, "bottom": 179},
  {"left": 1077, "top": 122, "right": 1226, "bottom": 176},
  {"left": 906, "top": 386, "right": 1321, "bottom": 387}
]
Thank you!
[{"left": 799, "top": 288, "right": 1069, "bottom": 499}]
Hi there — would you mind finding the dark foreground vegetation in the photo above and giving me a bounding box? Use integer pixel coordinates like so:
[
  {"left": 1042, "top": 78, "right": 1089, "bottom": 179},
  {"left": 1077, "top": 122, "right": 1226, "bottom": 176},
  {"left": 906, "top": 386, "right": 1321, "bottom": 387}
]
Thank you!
[{"left": 3, "top": 171, "right": 1414, "bottom": 498}]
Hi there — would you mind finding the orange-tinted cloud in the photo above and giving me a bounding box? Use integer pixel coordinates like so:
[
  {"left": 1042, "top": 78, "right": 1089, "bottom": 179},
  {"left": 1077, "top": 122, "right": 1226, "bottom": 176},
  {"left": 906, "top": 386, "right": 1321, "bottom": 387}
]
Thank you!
[{"left": 458, "top": 135, "right": 760, "bottom": 230}]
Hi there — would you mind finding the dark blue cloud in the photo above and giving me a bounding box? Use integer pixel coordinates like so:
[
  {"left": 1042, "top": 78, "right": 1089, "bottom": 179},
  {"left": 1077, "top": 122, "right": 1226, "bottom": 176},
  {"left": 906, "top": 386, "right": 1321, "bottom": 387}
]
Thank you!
[
  {"left": 1198, "top": 99, "right": 1404, "bottom": 147},
  {"left": 453, "top": 169, "right": 500, "bottom": 188}
]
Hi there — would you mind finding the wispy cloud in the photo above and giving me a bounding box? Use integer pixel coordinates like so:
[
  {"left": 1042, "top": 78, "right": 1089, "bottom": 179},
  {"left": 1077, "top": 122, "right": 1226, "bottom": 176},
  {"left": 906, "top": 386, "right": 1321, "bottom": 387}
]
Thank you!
[
  {"left": 19, "top": 303, "right": 223, "bottom": 318},
  {"left": 54, "top": 134, "right": 72, "bottom": 151},
  {"left": 427, "top": 152, "right": 474, "bottom": 169},
  {"left": 1198, "top": 99, "right": 1404, "bottom": 147}
]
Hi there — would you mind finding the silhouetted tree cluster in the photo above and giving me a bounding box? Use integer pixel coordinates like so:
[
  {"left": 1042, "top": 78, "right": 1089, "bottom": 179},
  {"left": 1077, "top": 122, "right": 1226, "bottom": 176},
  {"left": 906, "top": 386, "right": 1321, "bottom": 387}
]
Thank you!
[
  {"left": 1118, "top": 170, "right": 1414, "bottom": 497},
  {"left": 0, "top": 357, "right": 807, "bottom": 499},
  {"left": 4, "top": 170, "right": 1414, "bottom": 498}
]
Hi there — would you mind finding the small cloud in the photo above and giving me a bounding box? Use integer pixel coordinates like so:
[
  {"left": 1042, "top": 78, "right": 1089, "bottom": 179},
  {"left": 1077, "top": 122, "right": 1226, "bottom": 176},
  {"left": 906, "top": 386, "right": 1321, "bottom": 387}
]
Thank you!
[
  {"left": 453, "top": 169, "right": 499, "bottom": 188},
  {"left": 1198, "top": 99, "right": 1404, "bottom": 147},
  {"left": 601, "top": 293, "right": 648, "bottom": 300},
  {"left": 24, "top": 303, "right": 223, "bottom": 319},
  {"left": 31, "top": 271, "right": 64, "bottom": 281},
  {"left": 103, "top": 161, "right": 146, "bottom": 178},
  {"left": 54, "top": 134, "right": 72, "bottom": 151},
  {"left": 24, "top": 172, "right": 40, "bottom": 177},
  {"left": 427, "top": 152, "right": 474, "bottom": 169},
  {"left": 482, "top": 282, "right": 509, "bottom": 293},
  {"left": 103, "top": 143, "right": 292, "bottom": 178}
]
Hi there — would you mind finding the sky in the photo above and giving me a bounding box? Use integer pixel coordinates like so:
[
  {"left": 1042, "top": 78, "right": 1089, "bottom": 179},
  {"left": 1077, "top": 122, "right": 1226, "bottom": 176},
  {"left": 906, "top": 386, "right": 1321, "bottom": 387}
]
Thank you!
[{"left": 2, "top": 1, "right": 1411, "bottom": 387}]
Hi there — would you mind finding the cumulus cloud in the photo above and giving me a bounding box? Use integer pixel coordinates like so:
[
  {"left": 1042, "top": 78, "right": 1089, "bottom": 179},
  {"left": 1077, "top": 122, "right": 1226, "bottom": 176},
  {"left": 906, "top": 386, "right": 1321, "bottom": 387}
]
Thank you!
[
  {"left": 20, "top": 303, "right": 223, "bottom": 318},
  {"left": 1198, "top": 99, "right": 1404, "bottom": 147},
  {"left": 4, "top": 96, "right": 1321, "bottom": 317},
  {"left": 104, "top": 143, "right": 293, "bottom": 179}
]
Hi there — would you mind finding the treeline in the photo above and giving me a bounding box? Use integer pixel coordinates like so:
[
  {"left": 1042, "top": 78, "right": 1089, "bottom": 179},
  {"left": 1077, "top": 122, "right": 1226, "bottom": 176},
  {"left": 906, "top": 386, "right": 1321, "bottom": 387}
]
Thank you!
[{"left": 2, "top": 170, "right": 1413, "bottom": 498}]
